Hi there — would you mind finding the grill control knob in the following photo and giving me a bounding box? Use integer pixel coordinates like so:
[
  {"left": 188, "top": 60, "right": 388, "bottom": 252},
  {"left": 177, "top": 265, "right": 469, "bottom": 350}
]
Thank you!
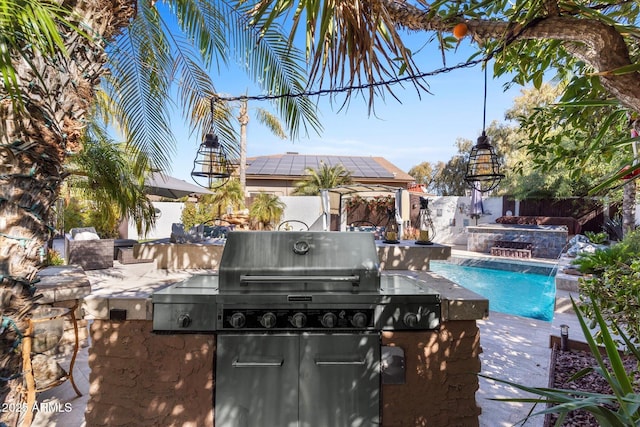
[
  {"left": 177, "top": 314, "right": 192, "bottom": 328},
  {"left": 351, "top": 312, "right": 368, "bottom": 328},
  {"left": 290, "top": 312, "right": 307, "bottom": 328},
  {"left": 321, "top": 312, "right": 338, "bottom": 328},
  {"left": 403, "top": 313, "right": 419, "bottom": 328},
  {"left": 260, "top": 312, "right": 277, "bottom": 329},
  {"left": 229, "top": 312, "right": 246, "bottom": 329}
]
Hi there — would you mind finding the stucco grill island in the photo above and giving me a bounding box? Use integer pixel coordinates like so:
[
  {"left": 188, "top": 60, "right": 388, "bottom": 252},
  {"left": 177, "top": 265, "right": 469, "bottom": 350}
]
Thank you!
[
  {"left": 83, "top": 232, "right": 488, "bottom": 426},
  {"left": 153, "top": 231, "right": 443, "bottom": 426}
]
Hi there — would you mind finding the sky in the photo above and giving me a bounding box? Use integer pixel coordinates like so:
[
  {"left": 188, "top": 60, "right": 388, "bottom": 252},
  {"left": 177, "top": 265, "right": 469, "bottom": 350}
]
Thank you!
[{"left": 166, "top": 33, "right": 527, "bottom": 183}]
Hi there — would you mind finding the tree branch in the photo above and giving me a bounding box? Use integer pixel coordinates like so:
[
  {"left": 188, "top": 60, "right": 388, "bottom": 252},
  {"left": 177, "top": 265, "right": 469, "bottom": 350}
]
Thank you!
[{"left": 385, "top": 1, "right": 640, "bottom": 113}]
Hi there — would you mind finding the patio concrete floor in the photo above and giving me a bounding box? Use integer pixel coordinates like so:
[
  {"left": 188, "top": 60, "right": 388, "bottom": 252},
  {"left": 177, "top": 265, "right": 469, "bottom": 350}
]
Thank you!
[{"left": 31, "top": 250, "right": 585, "bottom": 427}]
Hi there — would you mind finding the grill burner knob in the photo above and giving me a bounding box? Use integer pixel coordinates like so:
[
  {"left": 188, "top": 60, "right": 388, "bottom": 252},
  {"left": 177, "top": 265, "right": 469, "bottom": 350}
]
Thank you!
[
  {"left": 403, "top": 313, "right": 419, "bottom": 328},
  {"left": 260, "top": 312, "right": 277, "bottom": 329},
  {"left": 177, "top": 314, "right": 192, "bottom": 328},
  {"left": 229, "top": 312, "right": 246, "bottom": 329},
  {"left": 351, "top": 312, "right": 368, "bottom": 328},
  {"left": 321, "top": 312, "right": 338, "bottom": 328},
  {"left": 290, "top": 312, "right": 307, "bottom": 328}
]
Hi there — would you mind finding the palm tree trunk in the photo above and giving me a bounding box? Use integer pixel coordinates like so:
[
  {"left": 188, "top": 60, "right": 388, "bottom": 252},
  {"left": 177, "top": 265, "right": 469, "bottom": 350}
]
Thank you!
[{"left": 0, "top": 1, "right": 134, "bottom": 423}]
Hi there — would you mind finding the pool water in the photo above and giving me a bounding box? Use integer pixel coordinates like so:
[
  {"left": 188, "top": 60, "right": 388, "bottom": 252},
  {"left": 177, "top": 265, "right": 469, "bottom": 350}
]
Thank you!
[{"left": 430, "top": 260, "right": 556, "bottom": 321}]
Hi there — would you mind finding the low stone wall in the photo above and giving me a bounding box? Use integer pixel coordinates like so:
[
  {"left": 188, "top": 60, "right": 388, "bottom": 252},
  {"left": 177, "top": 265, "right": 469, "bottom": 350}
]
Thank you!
[
  {"left": 467, "top": 223, "right": 568, "bottom": 259},
  {"left": 85, "top": 319, "right": 481, "bottom": 427}
]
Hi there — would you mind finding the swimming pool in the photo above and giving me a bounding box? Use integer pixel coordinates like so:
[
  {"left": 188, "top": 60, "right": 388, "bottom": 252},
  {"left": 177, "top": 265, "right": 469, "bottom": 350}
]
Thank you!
[{"left": 430, "top": 260, "right": 556, "bottom": 321}]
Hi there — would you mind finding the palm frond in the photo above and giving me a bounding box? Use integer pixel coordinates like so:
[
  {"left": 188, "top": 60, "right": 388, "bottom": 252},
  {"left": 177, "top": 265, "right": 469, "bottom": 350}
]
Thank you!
[
  {"left": 255, "top": 107, "right": 287, "bottom": 139},
  {"left": 0, "top": 0, "right": 71, "bottom": 110},
  {"left": 102, "top": 2, "right": 175, "bottom": 173}
]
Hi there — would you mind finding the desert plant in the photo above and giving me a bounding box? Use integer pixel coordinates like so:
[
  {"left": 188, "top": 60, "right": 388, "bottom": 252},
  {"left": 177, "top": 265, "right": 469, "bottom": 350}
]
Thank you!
[
  {"left": 603, "top": 216, "right": 625, "bottom": 242},
  {"left": 483, "top": 295, "right": 640, "bottom": 427}
]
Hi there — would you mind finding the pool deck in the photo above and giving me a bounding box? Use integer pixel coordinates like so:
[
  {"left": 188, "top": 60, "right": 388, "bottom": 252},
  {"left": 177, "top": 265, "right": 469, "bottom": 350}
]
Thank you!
[{"left": 32, "top": 247, "right": 584, "bottom": 427}]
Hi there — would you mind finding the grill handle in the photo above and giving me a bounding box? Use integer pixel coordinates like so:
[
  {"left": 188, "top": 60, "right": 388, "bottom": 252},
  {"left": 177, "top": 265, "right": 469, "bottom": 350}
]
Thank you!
[
  {"left": 239, "top": 275, "right": 360, "bottom": 284},
  {"left": 314, "top": 358, "right": 365, "bottom": 366},
  {"left": 232, "top": 358, "right": 284, "bottom": 367}
]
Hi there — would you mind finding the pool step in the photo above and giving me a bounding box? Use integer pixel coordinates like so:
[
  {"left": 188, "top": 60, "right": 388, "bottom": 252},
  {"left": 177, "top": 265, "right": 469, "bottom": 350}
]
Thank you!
[{"left": 555, "top": 289, "right": 578, "bottom": 314}]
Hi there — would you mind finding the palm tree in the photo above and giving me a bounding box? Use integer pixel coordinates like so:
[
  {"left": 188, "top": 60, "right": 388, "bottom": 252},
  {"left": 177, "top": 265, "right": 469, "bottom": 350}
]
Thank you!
[
  {"left": 1, "top": 0, "right": 320, "bottom": 419},
  {"left": 64, "top": 123, "right": 157, "bottom": 237},
  {"left": 203, "top": 178, "right": 246, "bottom": 219},
  {"left": 293, "top": 164, "right": 353, "bottom": 195},
  {"left": 249, "top": 193, "right": 286, "bottom": 230}
]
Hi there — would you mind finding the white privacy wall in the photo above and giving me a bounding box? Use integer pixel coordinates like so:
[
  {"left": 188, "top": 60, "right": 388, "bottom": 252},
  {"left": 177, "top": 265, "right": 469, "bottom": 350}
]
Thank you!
[
  {"left": 123, "top": 196, "right": 504, "bottom": 244},
  {"left": 428, "top": 196, "right": 503, "bottom": 245},
  {"left": 126, "top": 201, "right": 185, "bottom": 240}
]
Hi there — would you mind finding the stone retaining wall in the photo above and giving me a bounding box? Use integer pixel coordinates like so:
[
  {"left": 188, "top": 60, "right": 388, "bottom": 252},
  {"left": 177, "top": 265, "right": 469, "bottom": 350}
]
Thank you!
[{"left": 467, "top": 224, "right": 568, "bottom": 259}]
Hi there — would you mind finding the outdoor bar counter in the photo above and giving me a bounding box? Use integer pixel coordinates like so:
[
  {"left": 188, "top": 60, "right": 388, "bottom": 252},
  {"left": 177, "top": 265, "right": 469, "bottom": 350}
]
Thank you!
[{"left": 81, "top": 241, "right": 489, "bottom": 427}]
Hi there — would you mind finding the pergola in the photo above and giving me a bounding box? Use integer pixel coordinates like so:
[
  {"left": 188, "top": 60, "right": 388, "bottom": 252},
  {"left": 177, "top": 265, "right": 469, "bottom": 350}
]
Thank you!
[{"left": 320, "top": 184, "right": 410, "bottom": 236}]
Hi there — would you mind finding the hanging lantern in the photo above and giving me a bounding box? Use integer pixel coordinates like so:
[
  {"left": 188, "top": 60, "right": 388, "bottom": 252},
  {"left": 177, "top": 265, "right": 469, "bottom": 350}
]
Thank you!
[
  {"left": 191, "top": 98, "right": 232, "bottom": 189},
  {"left": 415, "top": 197, "right": 436, "bottom": 245},
  {"left": 464, "top": 61, "right": 505, "bottom": 193},
  {"left": 383, "top": 208, "right": 400, "bottom": 244},
  {"left": 464, "top": 131, "right": 504, "bottom": 193}
]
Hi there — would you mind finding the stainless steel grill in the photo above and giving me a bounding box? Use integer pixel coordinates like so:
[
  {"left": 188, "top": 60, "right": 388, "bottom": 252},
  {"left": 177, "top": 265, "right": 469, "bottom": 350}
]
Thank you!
[
  {"left": 152, "top": 231, "right": 442, "bottom": 427},
  {"left": 152, "top": 231, "right": 441, "bottom": 332}
]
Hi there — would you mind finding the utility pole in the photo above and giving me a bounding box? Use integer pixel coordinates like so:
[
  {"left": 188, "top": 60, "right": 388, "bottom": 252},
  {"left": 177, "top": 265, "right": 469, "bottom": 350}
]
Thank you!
[{"left": 238, "top": 99, "right": 249, "bottom": 197}]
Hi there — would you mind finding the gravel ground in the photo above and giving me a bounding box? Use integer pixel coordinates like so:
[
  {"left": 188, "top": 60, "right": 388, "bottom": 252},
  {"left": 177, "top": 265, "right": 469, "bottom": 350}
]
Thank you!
[{"left": 547, "top": 348, "right": 639, "bottom": 427}]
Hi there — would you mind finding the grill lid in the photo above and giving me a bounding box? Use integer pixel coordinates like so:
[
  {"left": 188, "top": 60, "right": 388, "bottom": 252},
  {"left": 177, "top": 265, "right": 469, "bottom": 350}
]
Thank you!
[{"left": 218, "top": 231, "right": 380, "bottom": 293}]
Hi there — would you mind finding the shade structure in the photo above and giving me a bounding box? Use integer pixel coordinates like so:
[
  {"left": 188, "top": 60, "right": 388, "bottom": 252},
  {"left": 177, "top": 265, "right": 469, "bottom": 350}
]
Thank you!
[
  {"left": 321, "top": 184, "right": 409, "bottom": 235},
  {"left": 145, "top": 172, "right": 214, "bottom": 199}
]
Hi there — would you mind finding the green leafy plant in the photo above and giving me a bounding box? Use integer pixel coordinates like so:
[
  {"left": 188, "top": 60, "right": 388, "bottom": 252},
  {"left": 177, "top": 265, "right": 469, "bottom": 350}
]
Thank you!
[
  {"left": 573, "top": 230, "right": 640, "bottom": 275},
  {"left": 482, "top": 295, "right": 640, "bottom": 427},
  {"left": 574, "top": 230, "right": 640, "bottom": 345},
  {"left": 584, "top": 231, "right": 609, "bottom": 245},
  {"left": 45, "top": 249, "right": 64, "bottom": 266},
  {"left": 181, "top": 202, "right": 214, "bottom": 229}
]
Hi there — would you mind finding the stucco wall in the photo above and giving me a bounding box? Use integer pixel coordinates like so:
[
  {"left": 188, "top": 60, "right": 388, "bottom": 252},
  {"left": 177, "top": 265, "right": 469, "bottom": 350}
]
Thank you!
[
  {"left": 86, "top": 321, "right": 214, "bottom": 427},
  {"left": 382, "top": 321, "right": 482, "bottom": 427},
  {"left": 86, "top": 319, "right": 481, "bottom": 427}
]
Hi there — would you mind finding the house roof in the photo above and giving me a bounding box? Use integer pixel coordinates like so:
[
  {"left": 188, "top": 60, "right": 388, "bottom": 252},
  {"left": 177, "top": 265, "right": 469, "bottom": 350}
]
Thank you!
[{"left": 246, "top": 153, "right": 414, "bottom": 182}]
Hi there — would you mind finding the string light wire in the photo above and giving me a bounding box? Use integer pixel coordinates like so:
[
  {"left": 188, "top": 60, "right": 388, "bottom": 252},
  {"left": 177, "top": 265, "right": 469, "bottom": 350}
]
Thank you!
[{"left": 211, "top": 55, "right": 495, "bottom": 103}]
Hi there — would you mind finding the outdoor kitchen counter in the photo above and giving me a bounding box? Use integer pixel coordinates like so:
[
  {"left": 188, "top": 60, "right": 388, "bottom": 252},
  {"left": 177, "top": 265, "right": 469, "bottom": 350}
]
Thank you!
[
  {"left": 134, "top": 239, "right": 451, "bottom": 270},
  {"left": 83, "top": 265, "right": 488, "bottom": 427},
  {"left": 81, "top": 267, "right": 487, "bottom": 322}
]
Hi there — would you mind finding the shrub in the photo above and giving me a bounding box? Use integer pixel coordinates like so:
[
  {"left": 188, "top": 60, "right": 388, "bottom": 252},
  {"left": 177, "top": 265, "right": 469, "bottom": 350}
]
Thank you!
[
  {"left": 576, "top": 230, "right": 640, "bottom": 345},
  {"left": 181, "top": 202, "right": 214, "bottom": 229},
  {"left": 45, "top": 249, "right": 65, "bottom": 266},
  {"left": 584, "top": 231, "right": 608, "bottom": 244}
]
